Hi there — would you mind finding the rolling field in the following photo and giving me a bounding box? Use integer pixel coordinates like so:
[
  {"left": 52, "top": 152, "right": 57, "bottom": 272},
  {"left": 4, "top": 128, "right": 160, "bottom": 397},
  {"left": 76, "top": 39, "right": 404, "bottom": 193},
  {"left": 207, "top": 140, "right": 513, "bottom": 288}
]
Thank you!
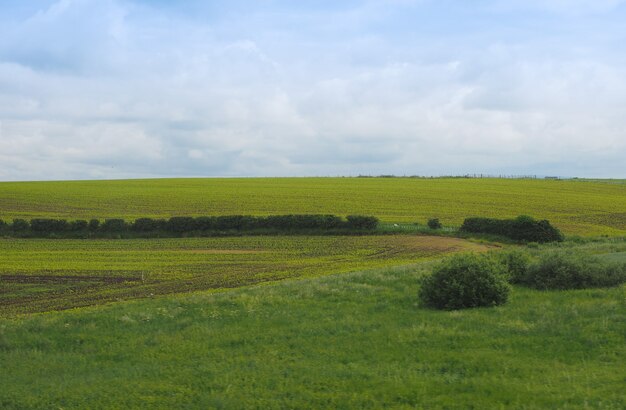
[
  {"left": 0, "top": 235, "right": 490, "bottom": 315},
  {"left": 0, "top": 177, "right": 625, "bottom": 235},
  {"left": 1, "top": 177, "right": 625, "bottom": 408},
  {"left": 1, "top": 263, "right": 624, "bottom": 409}
]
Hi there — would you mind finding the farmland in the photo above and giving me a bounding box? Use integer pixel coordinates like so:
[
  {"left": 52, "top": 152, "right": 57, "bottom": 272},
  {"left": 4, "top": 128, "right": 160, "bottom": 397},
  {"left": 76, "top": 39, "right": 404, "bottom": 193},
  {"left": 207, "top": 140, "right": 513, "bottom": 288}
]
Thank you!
[
  {"left": 1, "top": 177, "right": 625, "bottom": 408},
  {"left": 0, "top": 177, "right": 625, "bottom": 235},
  {"left": 0, "top": 235, "right": 490, "bottom": 315}
]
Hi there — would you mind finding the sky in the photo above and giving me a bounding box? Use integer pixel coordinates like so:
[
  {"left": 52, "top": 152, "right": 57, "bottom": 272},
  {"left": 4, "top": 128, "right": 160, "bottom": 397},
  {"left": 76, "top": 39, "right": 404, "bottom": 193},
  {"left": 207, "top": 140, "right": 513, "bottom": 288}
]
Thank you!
[{"left": 0, "top": 0, "right": 625, "bottom": 180}]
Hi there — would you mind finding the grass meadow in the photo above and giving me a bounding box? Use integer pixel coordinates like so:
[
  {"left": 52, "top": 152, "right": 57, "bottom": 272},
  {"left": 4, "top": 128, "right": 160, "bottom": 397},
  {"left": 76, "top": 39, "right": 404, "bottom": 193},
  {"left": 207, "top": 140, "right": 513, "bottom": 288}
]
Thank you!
[
  {"left": 0, "top": 177, "right": 624, "bottom": 236},
  {"left": 1, "top": 262, "right": 624, "bottom": 409}
]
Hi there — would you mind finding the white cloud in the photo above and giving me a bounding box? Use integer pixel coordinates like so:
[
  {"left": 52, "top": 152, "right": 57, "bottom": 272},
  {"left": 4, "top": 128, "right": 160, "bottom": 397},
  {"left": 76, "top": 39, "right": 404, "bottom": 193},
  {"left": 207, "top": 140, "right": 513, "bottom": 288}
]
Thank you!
[{"left": 0, "top": 0, "right": 624, "bottom": 180}]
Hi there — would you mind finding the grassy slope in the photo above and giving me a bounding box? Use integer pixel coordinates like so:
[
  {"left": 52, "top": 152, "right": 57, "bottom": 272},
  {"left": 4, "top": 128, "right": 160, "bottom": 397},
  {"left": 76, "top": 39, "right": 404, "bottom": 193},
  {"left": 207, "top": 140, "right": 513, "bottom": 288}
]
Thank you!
[
  {"left": 1, "top": 264, "right": 624, "bottom": 409},
  {"left": 0, "top": 235, "right": 489, "bottom": 315},
  {"left": 0, "top": 178, "right": 625, "bottom": 235}
]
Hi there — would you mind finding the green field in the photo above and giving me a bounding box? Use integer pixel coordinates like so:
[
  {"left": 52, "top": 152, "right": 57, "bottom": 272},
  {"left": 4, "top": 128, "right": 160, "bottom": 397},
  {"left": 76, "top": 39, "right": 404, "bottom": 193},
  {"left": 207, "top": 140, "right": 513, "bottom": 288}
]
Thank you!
[
  {"left": 0, "top": 235, "right": 489, "bottom": 315},
  {"left": 1, "top": 177, "right": 625, "bottom": 408},
  {"left": 1, "top": 262, "right": 624, "bottom": 409},
  {"left": 1, "top": 177, "right": 625, "bottom": 235}
]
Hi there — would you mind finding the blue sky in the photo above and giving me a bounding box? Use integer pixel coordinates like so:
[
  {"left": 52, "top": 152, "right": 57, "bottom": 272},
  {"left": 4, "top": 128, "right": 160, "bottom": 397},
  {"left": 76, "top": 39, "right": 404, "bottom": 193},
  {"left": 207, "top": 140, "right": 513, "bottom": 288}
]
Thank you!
[{"left": 0, "top": 0, "right": 625, "bottom": 180}]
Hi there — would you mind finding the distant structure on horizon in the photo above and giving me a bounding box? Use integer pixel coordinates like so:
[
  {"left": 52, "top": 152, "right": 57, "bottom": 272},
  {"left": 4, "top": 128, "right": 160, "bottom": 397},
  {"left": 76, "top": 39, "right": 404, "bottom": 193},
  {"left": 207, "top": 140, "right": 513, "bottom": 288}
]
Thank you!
[{"left": 354, "top": 174, "right": 568, "bottom": 180}]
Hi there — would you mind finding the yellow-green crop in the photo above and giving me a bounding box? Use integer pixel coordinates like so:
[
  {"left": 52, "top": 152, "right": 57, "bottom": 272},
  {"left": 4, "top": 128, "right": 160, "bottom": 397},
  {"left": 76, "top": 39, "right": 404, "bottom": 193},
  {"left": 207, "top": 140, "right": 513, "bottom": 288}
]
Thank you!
[
  {"left": 0, "top": 235, "right": 489, "bottom": 315},
  {"left": 0, "top": 177, "right": 624, "bottom": 235}
]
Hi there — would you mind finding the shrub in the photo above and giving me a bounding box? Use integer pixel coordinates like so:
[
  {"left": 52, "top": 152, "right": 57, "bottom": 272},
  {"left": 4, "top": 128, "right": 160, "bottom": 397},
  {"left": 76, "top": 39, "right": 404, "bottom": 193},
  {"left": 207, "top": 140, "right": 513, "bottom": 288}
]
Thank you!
[
  {"left": 428, "top": 218, "right": 442, "bottom": 229},
  {"left": 460, "top": 215, "right": 563, "bottom": 243},
  {"left": 214, "top": 215, "right": 259, "bottom": 230},
  {"left": 496, "top": 249, "right": 531, "bottom": 280},
  {"left": 101, "top": 219, "right": 128, "bottom": 232},
  {"left": 132, "top": 218, "right": 161, "bottom": 232},
  {"left": 263, "top": 215, "right": 344, "bottom": 230},
  {"left": 30, "top": 218, "right": 69, "bottom": 233},
  {"left": 11, "top": 219, "right": 29, "bottom": 232},
  {"left": 69, "top": 220, "right": 88, "bottom": 231},
  {"left": 88, "top": 219, "right": 100, "bottom": 231},
  {"left": 166, "top": 217, "right": 197, "bottom": 232},
  {"left": 509, "top": 215, "right": 563, "bottom": 243},
  {"left": 345, "top": 215, "right": 379, "bottom": 230},
  {"left": 419, "top": 253, "right": 510, "bottom": 310},
  {"left": 196, "top": 216, "right": 216, "bottom": 230},
  {"left": 264, "top": 215, "right": 293, "bottom": 230},
  {"left": 0, "top": 219, "right": 7, "bottom": 231},
  {"left": 512, "top": 250, "right": 626, "bottom": 290}
]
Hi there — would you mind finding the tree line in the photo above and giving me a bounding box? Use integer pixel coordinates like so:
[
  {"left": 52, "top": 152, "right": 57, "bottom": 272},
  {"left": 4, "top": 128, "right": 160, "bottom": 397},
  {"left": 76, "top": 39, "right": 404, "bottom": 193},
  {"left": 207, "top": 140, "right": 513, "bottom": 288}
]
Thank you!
[{"left": 0, "top": 214, "right": 379, "bottom": 237}]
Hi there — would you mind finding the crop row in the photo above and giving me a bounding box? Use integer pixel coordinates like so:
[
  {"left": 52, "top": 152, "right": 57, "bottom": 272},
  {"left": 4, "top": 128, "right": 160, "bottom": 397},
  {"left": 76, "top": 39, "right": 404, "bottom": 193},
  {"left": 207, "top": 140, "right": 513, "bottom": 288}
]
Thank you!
[{"left": 0, "top": 235, "right": 488, "bottom": 314}]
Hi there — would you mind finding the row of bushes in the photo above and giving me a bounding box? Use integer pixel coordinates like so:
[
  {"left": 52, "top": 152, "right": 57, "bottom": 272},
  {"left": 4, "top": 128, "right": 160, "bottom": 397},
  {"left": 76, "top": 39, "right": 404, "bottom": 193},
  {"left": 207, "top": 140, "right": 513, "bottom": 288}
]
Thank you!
[
  {"left": 0, "top": 214, "right": 379, "bottom": 236},
  {"left": 460, "top": 215, "right": 564, "bottom": 243},
  {"left": 502, "top": 249, "right": 626, "bottom": 290},
  {"left": 419, "top": 249, "right": 626, "bottom": 310}
]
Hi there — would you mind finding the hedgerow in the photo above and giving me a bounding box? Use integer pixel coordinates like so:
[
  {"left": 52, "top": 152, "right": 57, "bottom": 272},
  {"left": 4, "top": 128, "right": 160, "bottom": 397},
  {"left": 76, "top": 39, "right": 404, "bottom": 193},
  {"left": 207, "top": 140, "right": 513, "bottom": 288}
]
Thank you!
[
  {"left": 460, "top": 215, "right": 563, "bottom": 243},
  {"left": 511, "top": 250, "right": 626, "bottom": 290},
  {"left": 0, "top": 214, "right": 380, "bottom": 237}
]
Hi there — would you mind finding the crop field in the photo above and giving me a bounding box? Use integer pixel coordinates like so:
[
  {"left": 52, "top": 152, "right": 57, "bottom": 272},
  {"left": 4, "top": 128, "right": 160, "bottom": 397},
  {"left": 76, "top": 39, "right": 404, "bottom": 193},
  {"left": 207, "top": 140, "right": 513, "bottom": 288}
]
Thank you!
[
  {"left": 0, "top": 177, "right": 625, "bottom": 235},
  {"left": 0, "top": 235, "right": 490, "bottom": 315}
]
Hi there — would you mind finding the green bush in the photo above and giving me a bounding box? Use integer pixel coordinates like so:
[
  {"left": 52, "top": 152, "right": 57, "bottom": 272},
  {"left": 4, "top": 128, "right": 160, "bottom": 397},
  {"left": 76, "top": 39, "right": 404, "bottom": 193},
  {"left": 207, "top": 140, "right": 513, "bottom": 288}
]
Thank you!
[
  {"left": 214, "top": 215, "right": 259, "bottom": 230},
  {"left": 101, "top": 219, "right": 127, "bottom": 232},
  {"left": 166, "top": 217, "right": 197, "bottom": 232},
  {"left": 196, "top": 216, "right": 217, "bottom": 230},
  {"left": 419, "top": 253, "right": 510, "bottom": 310},
  {"left": 496, "top": 249, "right": 531, "bottom": 280},
  {"left": 427, "top": 218, "right": 442, "bottom": 229},
  {"left": 460, "top": 215, "right": 563, "bottom": 243},
  {"left": 345, "top": 215, "right": 379, "bottom": 230},
  {"left": 512, "top": 250, "right": 626, "bottom": 290},
  {"left": 88, "top": 219, "right": 100, "bottom": 231},
  {"left": 132, "top": 218, "right": 164, "bottom": 232},
  {"left": 11, "top": 219, "right": 29, "bottom": 232},
  {"left": 69, "top": 220, "right": 88, "bottom": 231},
  {"left": 30, "top": 219, "right": 69, "bottom": 233}
]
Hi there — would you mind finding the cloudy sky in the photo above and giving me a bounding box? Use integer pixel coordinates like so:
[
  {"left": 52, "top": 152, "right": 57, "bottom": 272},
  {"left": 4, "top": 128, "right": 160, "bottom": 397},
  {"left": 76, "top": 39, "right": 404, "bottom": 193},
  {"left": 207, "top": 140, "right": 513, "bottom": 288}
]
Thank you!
[{"left": 1, "top": 0, "right": 625, "bottom": 180}]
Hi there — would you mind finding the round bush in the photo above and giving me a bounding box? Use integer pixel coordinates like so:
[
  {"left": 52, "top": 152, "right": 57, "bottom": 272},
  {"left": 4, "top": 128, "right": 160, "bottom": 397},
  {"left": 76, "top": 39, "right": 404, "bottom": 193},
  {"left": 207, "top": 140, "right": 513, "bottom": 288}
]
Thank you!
[
  {"left": 427, "top": 218, "right": 442, "bottom": 230},
  {"left": 419, "top": 253, "right": 510, "bottom": 310},
  {"left": 514, "top": 250, "right": 626, "bottom": 290}
]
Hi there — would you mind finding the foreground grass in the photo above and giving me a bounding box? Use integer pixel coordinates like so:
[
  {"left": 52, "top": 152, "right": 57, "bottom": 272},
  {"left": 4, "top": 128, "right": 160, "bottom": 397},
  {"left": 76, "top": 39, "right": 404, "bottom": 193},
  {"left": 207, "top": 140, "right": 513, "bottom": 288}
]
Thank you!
[
  {"left": 0, "top": 235, "right": 489, "bottom": 315},
  {"left": 1, "top": 263, "right": 624, "bottom": 409},
  {"left": 1, "top": 177, "right": 625, "bottom": 235}
]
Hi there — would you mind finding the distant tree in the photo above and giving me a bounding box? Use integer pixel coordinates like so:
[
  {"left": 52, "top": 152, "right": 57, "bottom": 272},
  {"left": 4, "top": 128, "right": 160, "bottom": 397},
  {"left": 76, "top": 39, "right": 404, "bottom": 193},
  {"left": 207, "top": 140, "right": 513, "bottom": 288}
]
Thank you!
[
  {"left": 30, "top": 219, "right": 69, "bottom": 233},
  {"left": 69, "top": 220, "right": 89, "bottom": 231},
  {"left": 101, "top": 219, "right": 127, "bottom": 232},
  {"left": 428, "top": 218, "right": 442, "bottom": 229},
  {"left": 345, "top": 215, "right": 379, "bottom": 230},
  {"left": 11, "top": 219, "right": 29, "bottom": 232},
  {"left": 88, "top": 219, "right": 100, "bottom": 231},
  {"left": 132, "top": 218, "right": 161, "bottom": 232},
  {"left": 166, "top": 217, "right": 197, "bottom": 232}
]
